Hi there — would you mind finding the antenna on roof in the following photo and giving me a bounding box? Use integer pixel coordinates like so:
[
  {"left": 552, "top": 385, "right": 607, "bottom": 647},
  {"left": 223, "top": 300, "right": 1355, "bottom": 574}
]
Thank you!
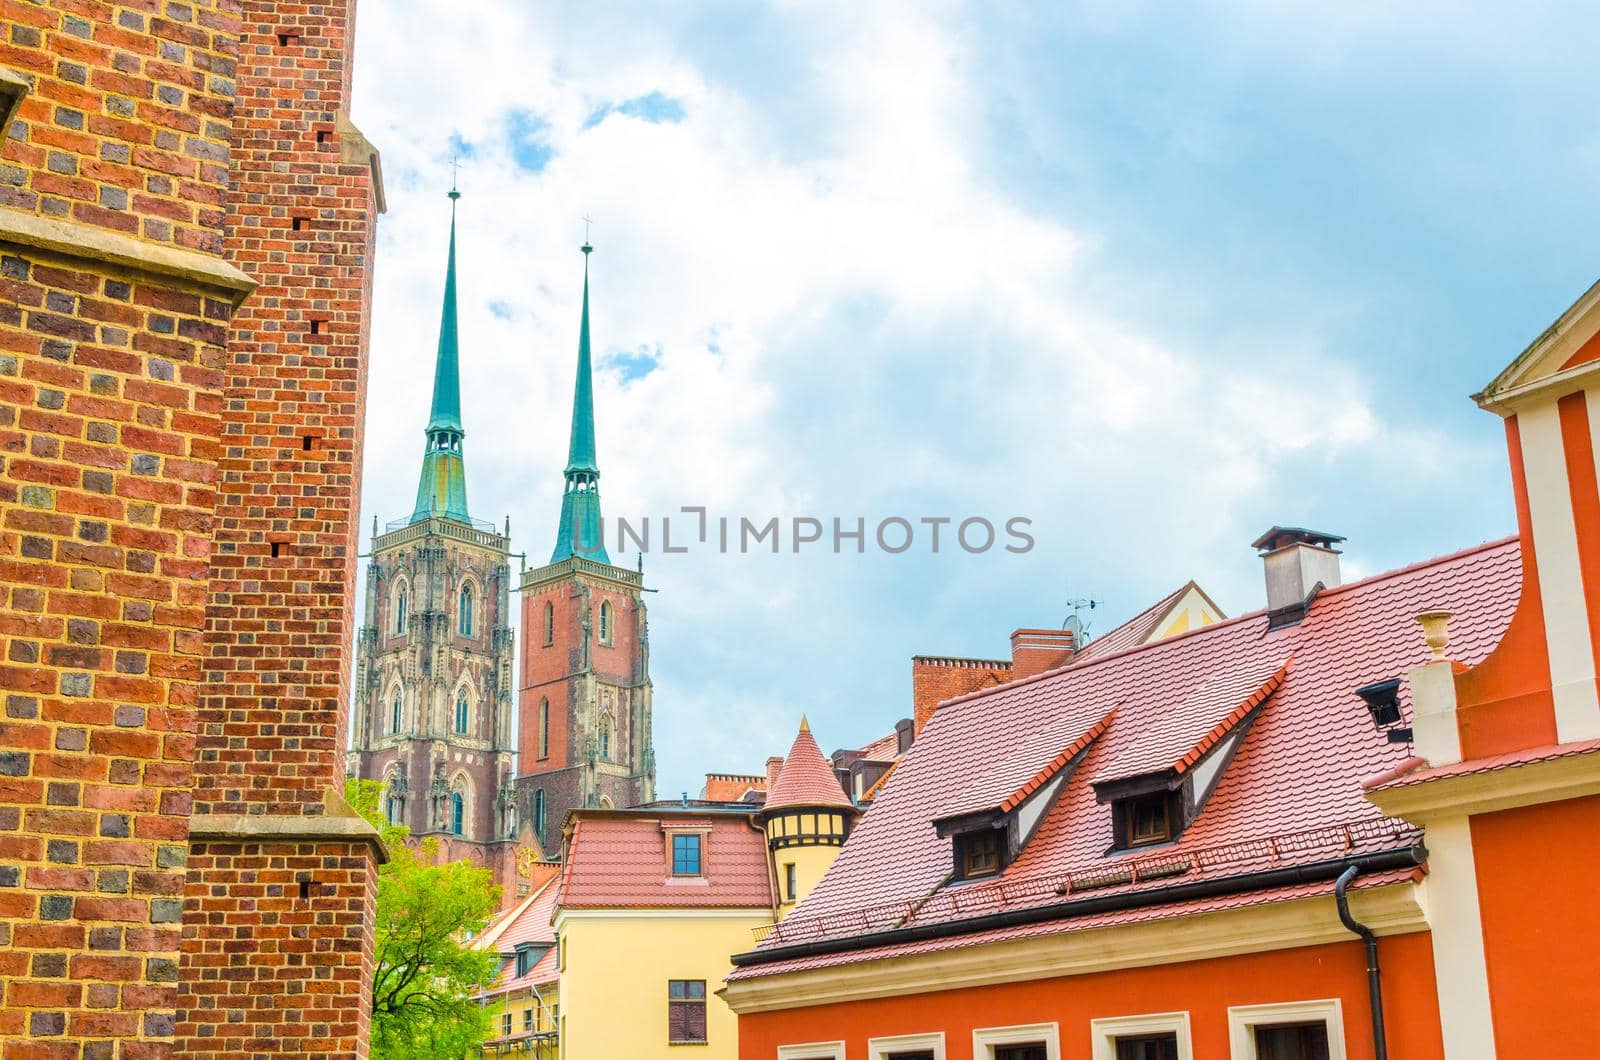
[{"left": 1064, "top": 598, "right": 1098, "bottom": 643}]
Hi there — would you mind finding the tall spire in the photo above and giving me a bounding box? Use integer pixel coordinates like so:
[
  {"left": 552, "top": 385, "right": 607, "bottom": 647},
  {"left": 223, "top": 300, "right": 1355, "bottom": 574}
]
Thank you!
[
  {"left": 551, "top": 240, "right": 610, "bottom": 563},
  {"left": 411, "top": 185, "right": 472, "bottom": 525}
]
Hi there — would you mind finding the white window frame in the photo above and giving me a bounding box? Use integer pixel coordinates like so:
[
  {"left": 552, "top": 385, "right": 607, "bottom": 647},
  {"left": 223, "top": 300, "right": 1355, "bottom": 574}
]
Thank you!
[
  {"left": 869, "top": 1031, "right": 945, "bottom": 1060},
  {"left": 1089, "top": 1011, "right": 1192, "bottom": 1060},
  {"left": 1227, "top": 999, "right": 1346, "bottom": 1060},
  {"left": 974, "top": 1022, "right": 1060, "bottom": 1060},
  {"left": 777, "top": 1041, "right": 845, "bottom": 1060}
]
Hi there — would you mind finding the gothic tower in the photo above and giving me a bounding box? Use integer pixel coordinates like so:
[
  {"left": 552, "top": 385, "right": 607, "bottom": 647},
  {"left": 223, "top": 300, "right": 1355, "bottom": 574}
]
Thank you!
[
  {"left": 517, "top": 243, "right": 656, "bottom": 856},
  {"left": 353, "top": 189, "right": 517, "bottom": 867}
]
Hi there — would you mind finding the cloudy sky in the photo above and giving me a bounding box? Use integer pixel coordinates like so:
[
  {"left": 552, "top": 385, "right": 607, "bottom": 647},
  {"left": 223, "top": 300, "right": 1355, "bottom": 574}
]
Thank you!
[{"left": 350, "top": 1, "right": 1600, "bottom": 798}]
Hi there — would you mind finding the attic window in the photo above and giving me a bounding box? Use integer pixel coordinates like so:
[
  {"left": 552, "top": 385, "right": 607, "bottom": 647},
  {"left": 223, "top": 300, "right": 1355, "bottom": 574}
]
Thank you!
[
  {"left": 1115, "top": 791, "right": 1176, "bottom": 850},
  {"left": 956, "top": 828, "right": 1002, "bottom": 879},
  {"left": 515, "top": 944, "right": 533, "bottom": 977}
]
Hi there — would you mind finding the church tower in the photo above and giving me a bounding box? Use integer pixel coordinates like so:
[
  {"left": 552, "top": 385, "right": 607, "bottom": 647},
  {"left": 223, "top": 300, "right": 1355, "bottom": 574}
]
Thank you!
[
  {"left": 353, "top": 189, "right": 517, "bottom": 867},
  {"left": 517, "top": 243, "right": 656, "bottom": 856}
]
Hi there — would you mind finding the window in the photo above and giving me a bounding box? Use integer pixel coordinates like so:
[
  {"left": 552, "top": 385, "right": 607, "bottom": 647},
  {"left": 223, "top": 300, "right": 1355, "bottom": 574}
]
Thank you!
[
  {"left": 671, "top": 833, "right": 702, "bottom": 876},
  {"left": 1090, "top": 1012, "right": 1191, "bottom": 1060},
  {"left": 450, "top": 791, "right": 464, "bottom": 835},
  {"left": 533, "top": 790, "right": 546, "bottom": 837},
  {"left": 501, "top": 1011, "right": 511, "bottom": 1037},
  {"left": 394, "top": 588, "right": 407, "bottom": 634},
  {"left": 515, "top": 945, "right": 532, "bottom": 977},
  {"left": 1227, "top": 1000, "right": 1345, "bottom": 1060},
  {"left": 958, "top": 829, "right": 1002, "bottom": 879},
  {"left": 599, "top": 600, "right": 611, "bottom": 644},
  {"left": 667, "top": 980, "right": 706, "bottom": 1045},
  {"left": 538, "top": 698, "right": 550, "bottom": 758},
  {"left": 598, "top": 716, "right": 611, "bottom": 760},
  {"left": 390, "top": 696, "right": 401, "bottom": 734},
  {"left": 1113, "top": 791, "right": 1175, "bottom": 849},
  {"left": 386, "top": 795, "right": 402, "bottom": 824},
  {"left": 543, "top": 600, "right": 554, "bottom": 645},
  {"left": 454, "top": 694, "right": 469, "bottom": 735},
  {"left": 785, "top": 862, "right": 798, "bottom": 902},
  {"left": 459, "top": 584, "right": 474, "bottom": 636},
  {"left": 868, "top": 1033, "right": 946, "bottom": 1060},
  {"left": 523, "top": 1008, "right": 533, "bottom": 1032},
  {"left": 974, "top": 1024, "right": 1060, "bottom": 1060},
  {"left": 777, "top": 1045, "right": 845, "bottom": 1060}
]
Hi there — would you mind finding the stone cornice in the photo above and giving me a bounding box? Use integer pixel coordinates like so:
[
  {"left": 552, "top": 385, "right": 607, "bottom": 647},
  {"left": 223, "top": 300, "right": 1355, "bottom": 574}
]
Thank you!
[
  {"left": 0, "top": 208, "right": 256, "bottom": 301},
  {"left": 1364, "top": 747, "right": 1600, "bottom": 822},
  {"left": 719, "top": 881, "right": 1424, "bottom": 1014}
]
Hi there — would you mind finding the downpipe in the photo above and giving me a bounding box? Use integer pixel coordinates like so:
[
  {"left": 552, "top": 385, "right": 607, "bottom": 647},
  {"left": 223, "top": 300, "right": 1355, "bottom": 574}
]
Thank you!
[{"left": 1335, "top": 864, "right": 1389, "bottom": 1060}]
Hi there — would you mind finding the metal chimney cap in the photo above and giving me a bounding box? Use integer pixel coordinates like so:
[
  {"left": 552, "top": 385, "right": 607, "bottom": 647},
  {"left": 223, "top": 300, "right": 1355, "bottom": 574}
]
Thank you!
[{"left": 1251, "top": 526, "right": 1347, "bottom": 553}]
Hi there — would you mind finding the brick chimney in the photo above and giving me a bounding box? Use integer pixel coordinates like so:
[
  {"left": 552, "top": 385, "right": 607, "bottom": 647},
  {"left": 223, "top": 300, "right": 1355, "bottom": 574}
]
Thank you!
[
  {"left": 1009, "top": 628, "right": 1078, "bottom": 680},
  {"left": 765, "top": 755, "right": 784, "bottom": 793},
  {"left": 895, "top": 717, "right": 915, "bottom": 754},
  {"left": 912, "top": 655, "right": 1014, "bottom": 733},
  {"left": 1252, "top": 526, "right": 1344, "bottom": 627}
]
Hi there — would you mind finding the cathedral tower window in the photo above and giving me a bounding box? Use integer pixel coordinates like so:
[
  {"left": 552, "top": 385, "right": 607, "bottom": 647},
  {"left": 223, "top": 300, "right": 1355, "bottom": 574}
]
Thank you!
[
  {"left": 450, "top": 790, "right": 465, "bottom": 835},
  {"left": 533, "top": 789, "right": 547, "bottom": 838},
  {"left": 599, "top": 600, "right": 611, "bottom": 644},
  {"left": 459, "top": 583, "right": 474, "bottom": 636},
  {"left": 390, "top": 695, "right": 402, "bottom": 734},
  {"left": 539, "top": 698, "right": 550, "bottom": 759},
  {"left": 394, "top": 586, "right": 407, "bottom": 634},
  {"left": 454, "top": 693, "right": 469, "bottom": 735},
  {"left": 598, "top": 715, "right": 612, "bottom": 760},
  {"left": 543, "top": 600, "right": 554, "bottom": 645},
  {"left": 387, "top": 794, "right": 402, "bottom": 824}
]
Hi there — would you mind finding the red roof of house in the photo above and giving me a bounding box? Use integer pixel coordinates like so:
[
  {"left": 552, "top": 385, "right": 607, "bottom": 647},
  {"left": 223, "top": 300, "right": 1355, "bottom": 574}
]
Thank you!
[
  {"left": 856, "top": 731, "right": 901, "bottom": 761},
  {"left": 558, "top": 809, "right": 776, "bottom": 909},
  {"left": 474, "top": 875, "right": 562, "bottom": 995},
  {"left": 765, "top": 718, "right": 854, "bottom": 811},
  {"left": 735, "top": 537, "right": 1521, "bottom": 976}
]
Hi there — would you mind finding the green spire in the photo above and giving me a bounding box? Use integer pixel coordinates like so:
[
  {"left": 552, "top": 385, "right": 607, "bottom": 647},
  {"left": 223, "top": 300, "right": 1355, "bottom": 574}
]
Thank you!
[
  {"left": 551, "top": 242, "right": 610, "bottom": 563},
  {"left": 411, "top": 187, "right": 471, "bottom": 525}
]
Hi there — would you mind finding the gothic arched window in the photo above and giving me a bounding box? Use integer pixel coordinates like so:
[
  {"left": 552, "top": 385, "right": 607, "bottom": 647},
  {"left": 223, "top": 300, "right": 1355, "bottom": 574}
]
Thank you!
[
  {"left": 598, "top": 716, "right": 612, "bottom": 761},
  {"left": 543, "top": 600, "right": 554, "bottom": 646},
  {"left": 538, "top": 698, "right": 549, "bottom": 759},
  {"left": 390, "top": 695, "right": 402, "bottom": 734},
  {"left": 458, "top": 584, "right": 474, "bottom": 636},
  {"left": 599, "top": 600, "right": 611, "bottom": 645},
  {"left": 533, "top": 789, "right": 546, "bottom": 837},
  {"left": 454, "top": 694, "right": 469, "bottom": 735},
  {"left": 450, "top": 791, "right": 464, "bottom": 835},
  {"left": 387, "top": 793, "right": 402, "bottom": 824},
  {"left": 394, "top": 587, "right": 408, "bottom": 634}
]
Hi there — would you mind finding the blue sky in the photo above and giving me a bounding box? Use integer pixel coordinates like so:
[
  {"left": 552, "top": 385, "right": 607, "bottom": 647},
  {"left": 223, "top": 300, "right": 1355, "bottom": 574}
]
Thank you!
[{"left": 351, "top": 1, "right": 1600, "bottom": 799}]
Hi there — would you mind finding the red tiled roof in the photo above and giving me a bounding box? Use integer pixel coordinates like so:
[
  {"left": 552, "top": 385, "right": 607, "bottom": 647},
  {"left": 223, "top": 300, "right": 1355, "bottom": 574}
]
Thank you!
[
  {"left": 558, "top": 810, "right": 776, "bottom": 909},
  {"left": 856, "top": 731, "right": 901, "bottom": 761},
  {"left": 738, "top": 537, "right": 1521, "bottom": 975},
  {"left": 937, "top": 708, "right": 1114, "bottom": 823},
  {"left": 766, "top": 720, "right": 853, "bottom": 811},
  {"left": 1365, "top": 737, "right": 1600, "bottom": 791}
]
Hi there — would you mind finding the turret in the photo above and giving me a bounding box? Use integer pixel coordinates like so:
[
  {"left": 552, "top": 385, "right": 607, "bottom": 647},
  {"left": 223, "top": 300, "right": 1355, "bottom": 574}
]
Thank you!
[{"left": 759, "top": 716, "right": 858, "bottom": 917}]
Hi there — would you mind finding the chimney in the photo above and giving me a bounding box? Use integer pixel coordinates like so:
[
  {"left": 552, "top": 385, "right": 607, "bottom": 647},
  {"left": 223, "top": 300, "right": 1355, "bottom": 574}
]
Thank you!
[
  {"left": 1009, "top": 628, "right": 1078, "bottom": 680},
  {"left": 911, "top": 655, "right": 1015, "bottom": 733},
  {"left": 894, "top": 717, "right": 915, "bottom": 754},
  {"left": 1252, "top": 526, "right": 1344, "bottom": 627},
  {"left": 764, "top": 755, "right": 783, "bottom": 793}
]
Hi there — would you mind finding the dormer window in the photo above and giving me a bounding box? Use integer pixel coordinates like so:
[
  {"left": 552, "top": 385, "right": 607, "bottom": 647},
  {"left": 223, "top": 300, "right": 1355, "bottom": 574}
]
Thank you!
[
  {"left": 957, "top": 828, "right": 1003, "bottom": 879},
  {"left": 515, "top": 944, "right": 534, "bottom": 977},
  {"left": 671, "top": 833, "right": 702, "bottom": 876},
  {"left": 1116, "top": 791, "right": 1176, "bottom": 849}
]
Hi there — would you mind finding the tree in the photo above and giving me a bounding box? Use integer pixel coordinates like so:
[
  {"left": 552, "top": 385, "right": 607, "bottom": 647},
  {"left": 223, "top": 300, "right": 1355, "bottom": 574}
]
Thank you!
[{"left": 347, "top": 778, "right": 502, "bottom": 1059}]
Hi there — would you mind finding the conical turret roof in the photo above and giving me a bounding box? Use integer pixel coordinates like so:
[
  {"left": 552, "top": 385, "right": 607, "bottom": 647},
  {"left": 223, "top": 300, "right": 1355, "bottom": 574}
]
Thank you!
[{"left": 765, "top": 715, "right": 854, "bottom": 812}]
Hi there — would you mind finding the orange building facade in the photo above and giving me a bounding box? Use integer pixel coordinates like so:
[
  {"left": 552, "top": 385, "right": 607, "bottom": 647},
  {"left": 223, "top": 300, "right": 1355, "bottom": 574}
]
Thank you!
[{"left": 725, "top": 283, "right": 1600, "bottom": 1060}]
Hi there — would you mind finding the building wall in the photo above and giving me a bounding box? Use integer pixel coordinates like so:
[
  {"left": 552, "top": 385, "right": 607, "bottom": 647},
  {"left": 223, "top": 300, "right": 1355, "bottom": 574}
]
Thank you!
[
  {"left": 736, "top": 932, "right": 1445, "bottom": 1060},
  {"left": 1470, "top": 793, "right": 1600, "bottom": 1054},
  {"left": 175, "top": 0, "right": 381, "bottom": 1054},
  {"left": 517, "top": 565, "right": 654, "bottom": 852},
  {"left": 558, "top": 910, "right": 770, "bottom": 1060},
  {"left": 484, "top": 981, "right": 559, "bottom": 1058},
  {"left": 0, "top": 1, "right": 247, "bottom": 1054},
  {"left": 911, "top": 657, "right": 1011, "bottom": 735}
]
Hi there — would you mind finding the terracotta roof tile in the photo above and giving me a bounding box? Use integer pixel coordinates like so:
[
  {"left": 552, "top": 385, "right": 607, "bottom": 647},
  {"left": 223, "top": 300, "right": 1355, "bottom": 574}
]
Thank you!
[
  {"left": 559, "top": 811, "right": 776, "bottom": 909},
  {"left": 1365, "top": 737, "right": 1600, "bottom": 791},
  {"left": 766, "top": 720, "right": 853, "bottom": 811},
  {"left": 739, "top": 537, "right": 1521, "bottom": 974}
]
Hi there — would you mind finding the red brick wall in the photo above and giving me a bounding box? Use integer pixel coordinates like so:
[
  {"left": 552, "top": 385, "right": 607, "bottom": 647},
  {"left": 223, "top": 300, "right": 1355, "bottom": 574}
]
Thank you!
[
  {"left": 174, "top": 0, "right": 379, "bottom": 1054},
  {"left": 0, "top": 2, "right": 241, "bottom": 1055},
  {"left": 911, "top": 656, "right": 1011, "bottom": 734}
]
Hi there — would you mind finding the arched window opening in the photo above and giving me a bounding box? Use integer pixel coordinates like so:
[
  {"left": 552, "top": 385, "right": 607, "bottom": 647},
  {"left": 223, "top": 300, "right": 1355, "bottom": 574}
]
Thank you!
[
  {"left": 395, "top": 587, "right": 408, "bottom": 634},
  {"left": 450, "top": 791, "right": 464, "bottom": 835},
  {"left": 599, "top": 796, "right": 613, "bottom": 810},
  {"left": 543, "top": 601, "right": 554, "bottom": 646},
  {"left": 458, "top": 584, "right": 474, "bottom": 636},
  {"left": 387, "top": 794, "right": 402, "bottom": 824},
  {"left": 538, "top": 698, "right": 550, "bottom": 759},
  {"left": 599, "top": 600, "right": 611, "bottom": 644},
  {"left": 454, "top": 694, "right": 469, "bottom": 735},
  {"left": 533, "top": 789, "right": 546, "bottom": 837},
  {"left": 598, "top": 716, "right": 612, "bottom": 761},
  {"left": 390, "top": 696, "right": 402, "bottom": 734}
]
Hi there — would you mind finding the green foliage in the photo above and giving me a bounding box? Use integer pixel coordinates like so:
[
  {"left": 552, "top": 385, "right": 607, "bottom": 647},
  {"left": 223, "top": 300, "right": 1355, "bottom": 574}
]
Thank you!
[{"left": 348, "top": 778, "right": 502, "bottom": 1059}]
